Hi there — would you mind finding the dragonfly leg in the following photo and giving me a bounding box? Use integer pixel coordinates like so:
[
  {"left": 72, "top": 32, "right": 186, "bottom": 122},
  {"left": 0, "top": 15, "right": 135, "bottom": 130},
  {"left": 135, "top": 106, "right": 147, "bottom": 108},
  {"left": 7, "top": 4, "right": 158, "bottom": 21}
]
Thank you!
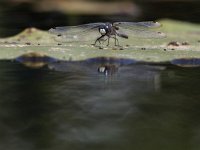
[
  {"left": 107, "top": 37, "right": 110, "bottom": 46},
  {"left": 111, "top": 36, "right": 119, "bottom": 46},
  {"left": 94, "top": 35, "right": 105, "bottom": 46},
  {"left": 115, "top": 35, "right": 117, "bottom": 46}
]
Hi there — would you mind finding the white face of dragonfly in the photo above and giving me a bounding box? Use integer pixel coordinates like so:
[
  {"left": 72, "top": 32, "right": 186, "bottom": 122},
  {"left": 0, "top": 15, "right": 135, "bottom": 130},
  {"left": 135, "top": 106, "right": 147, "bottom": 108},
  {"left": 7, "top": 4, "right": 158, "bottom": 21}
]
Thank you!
[
  {"left": 99, "top": 25, "right": 110, "bottom": 35},
  {"left": 99, "top": 28, "right": 106, "bottom": 35}
]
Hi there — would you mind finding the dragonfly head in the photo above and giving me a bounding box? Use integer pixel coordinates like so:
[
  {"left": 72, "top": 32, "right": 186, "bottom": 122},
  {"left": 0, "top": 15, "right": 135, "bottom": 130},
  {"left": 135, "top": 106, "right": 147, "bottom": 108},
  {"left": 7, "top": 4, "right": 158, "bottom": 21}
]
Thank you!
[
  {"left": 99, "top": 28, "right": 106, "bottom": 35},
  {"left": 98, "top": 24, "right": 112, "bottom": 35}
]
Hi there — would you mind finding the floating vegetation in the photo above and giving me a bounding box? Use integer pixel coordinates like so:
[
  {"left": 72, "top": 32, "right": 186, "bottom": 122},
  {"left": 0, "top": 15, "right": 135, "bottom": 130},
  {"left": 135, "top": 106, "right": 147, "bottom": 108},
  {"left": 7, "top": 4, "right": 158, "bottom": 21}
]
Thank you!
[{"left": 0, "top": 19, "right": 199, "bottom": 63}]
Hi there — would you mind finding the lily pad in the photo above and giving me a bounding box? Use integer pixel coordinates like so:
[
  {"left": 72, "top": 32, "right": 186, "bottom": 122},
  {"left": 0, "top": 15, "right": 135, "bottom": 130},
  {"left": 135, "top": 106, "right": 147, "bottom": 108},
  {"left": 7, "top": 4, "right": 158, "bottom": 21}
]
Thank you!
[{"left": 0, "top": 19, "right": 199, "bottom": 62}]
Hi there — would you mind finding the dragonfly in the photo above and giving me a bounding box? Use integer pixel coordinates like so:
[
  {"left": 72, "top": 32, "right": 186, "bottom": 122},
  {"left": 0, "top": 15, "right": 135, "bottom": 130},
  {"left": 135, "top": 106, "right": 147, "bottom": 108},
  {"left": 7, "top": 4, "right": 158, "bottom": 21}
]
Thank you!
[{"left": 49, "top": 21, "right": 166, "bottom": 46}]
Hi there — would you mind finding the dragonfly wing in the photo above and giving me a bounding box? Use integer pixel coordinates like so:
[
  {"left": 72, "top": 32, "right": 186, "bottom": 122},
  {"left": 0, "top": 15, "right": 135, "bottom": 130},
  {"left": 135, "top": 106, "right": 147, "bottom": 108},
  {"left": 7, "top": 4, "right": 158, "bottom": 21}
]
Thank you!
[
  {"left": 114, "top": 21, "right": 166, "bottom": 39},
  {"left": 116, "top": 28, "right": 166, "bottom": 39},
  {"left": 49, "top": 23, "right": 104, "bottom": 42},
  {"left": 113, "top": 21, "right": 162, "bottom": 29}
]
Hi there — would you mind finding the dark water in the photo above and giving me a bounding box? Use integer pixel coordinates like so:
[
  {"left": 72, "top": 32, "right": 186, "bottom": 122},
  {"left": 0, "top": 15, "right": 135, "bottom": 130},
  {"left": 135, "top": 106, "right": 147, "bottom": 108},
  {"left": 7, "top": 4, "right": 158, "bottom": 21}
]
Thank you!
[{"left": 1, "top": 60, "right": 200, "bottom": 150}]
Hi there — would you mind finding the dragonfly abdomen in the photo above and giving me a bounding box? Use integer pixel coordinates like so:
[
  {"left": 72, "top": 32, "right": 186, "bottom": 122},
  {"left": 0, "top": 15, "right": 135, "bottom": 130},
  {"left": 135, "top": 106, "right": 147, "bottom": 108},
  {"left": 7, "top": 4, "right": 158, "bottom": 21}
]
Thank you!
[{"left": 117, "top": 33, "right": 128, "bottom": 39}]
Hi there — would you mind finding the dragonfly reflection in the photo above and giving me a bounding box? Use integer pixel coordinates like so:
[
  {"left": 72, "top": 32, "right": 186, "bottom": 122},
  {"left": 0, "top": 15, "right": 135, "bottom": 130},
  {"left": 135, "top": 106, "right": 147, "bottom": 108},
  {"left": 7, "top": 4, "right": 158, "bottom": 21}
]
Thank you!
[{"left": 49, "top": 21, "right": 166, "bottom": 46}]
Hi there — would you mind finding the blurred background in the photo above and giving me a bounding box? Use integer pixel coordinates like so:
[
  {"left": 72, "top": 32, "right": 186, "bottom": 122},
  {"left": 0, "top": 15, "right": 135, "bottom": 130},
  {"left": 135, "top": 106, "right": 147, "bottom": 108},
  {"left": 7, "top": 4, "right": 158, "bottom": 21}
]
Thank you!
[{"left": 0, "top": 0, "right": 199, "bottom": 37}]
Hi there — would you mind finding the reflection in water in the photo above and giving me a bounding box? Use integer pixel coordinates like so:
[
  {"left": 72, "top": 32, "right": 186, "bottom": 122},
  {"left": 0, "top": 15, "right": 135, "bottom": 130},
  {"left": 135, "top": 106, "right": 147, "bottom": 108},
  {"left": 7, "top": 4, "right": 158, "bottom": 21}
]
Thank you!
[
  {"left": 0, "top": 60, "right": 200, "bottom": 150},
  {"left": 97, "top": 64, "right": 118, "bottom": 76},
  {"left": 171, "top": 58, "right": 200, "bottom": 67},
  {"left": 16, "top": 52, "right": 58, "bottom": 68}
]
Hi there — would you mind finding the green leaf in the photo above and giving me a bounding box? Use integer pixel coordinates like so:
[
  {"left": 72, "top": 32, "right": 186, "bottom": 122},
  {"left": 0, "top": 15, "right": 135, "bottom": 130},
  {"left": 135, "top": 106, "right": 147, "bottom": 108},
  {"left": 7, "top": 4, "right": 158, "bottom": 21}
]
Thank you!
[{"left": 0, "top": 19, "right": 199, "bottom": 62}]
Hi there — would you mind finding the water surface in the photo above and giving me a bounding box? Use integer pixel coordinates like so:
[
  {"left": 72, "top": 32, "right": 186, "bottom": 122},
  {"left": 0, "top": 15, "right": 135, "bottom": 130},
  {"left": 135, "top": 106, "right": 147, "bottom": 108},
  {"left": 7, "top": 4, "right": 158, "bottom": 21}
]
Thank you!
[{"left": 0, "top": 60, "right": 200, "bottom": 150}]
